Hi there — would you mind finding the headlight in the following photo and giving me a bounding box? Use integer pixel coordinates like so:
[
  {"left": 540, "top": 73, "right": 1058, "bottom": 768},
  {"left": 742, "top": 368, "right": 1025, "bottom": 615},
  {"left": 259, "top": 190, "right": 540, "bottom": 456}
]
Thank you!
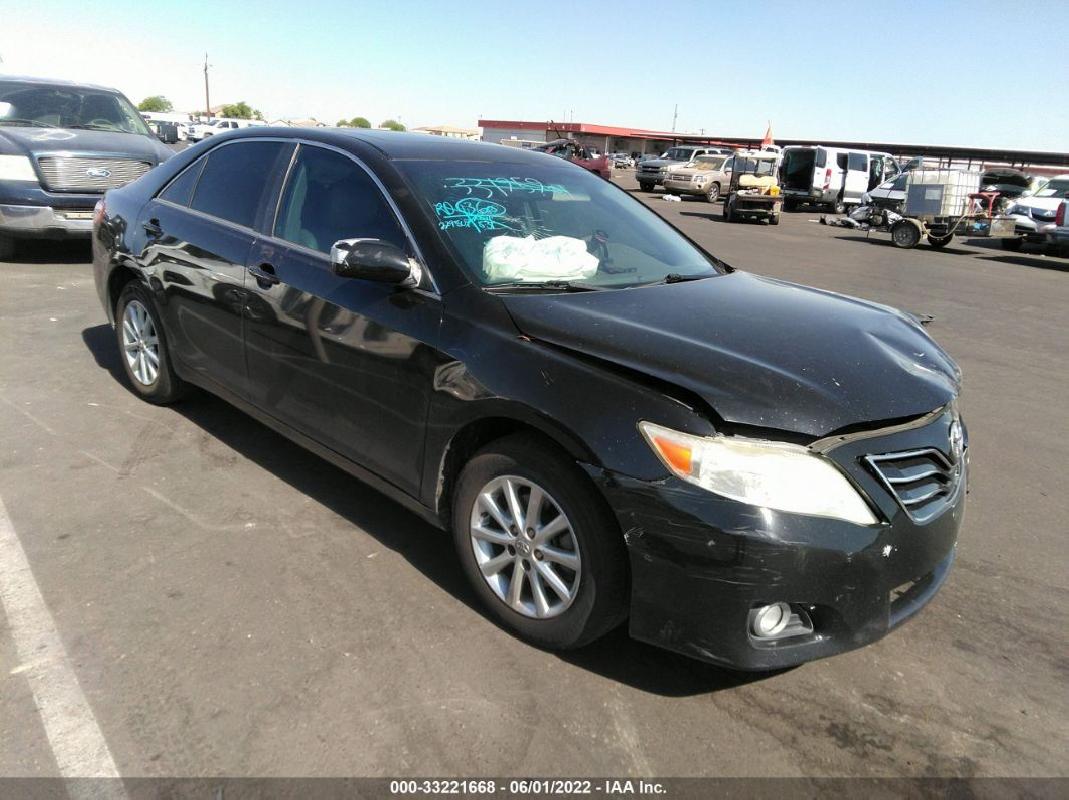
[
  {"left": 639, "top": 422, "right": 878, "bottom": 525},
  {"left": 0, "top": 155, "right": 38, "bottom": 182}
]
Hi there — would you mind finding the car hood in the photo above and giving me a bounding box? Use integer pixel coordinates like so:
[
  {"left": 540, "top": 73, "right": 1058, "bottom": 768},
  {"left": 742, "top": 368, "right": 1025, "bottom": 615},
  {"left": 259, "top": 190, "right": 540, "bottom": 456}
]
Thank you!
[
  {"left": 499, "top": 272, "right": 960, "bottom": 438},
  {"left": 1014, "top": 196, "right": 1063, "bottom": 213},
  {"left": 640, "top": 159, "right": 679, "bottom": 169},
  {"left": 0, "top": 126, "right": 172, "bottom": 164}
]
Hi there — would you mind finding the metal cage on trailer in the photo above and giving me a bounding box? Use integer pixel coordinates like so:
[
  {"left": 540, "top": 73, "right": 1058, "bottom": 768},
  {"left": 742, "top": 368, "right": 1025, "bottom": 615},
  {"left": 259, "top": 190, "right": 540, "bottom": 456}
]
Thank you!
[{"left": 877, "top": 169, "right": 1017, "bottom": 249}]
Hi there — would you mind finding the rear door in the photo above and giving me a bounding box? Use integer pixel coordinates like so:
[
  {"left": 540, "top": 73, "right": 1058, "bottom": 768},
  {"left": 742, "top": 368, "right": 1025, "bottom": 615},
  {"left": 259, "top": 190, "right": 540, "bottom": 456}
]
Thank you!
[
  {"left": 142, "top": 139, "right": 293, "bottom": 396},
  {"left": 243, "top": 143, "right": 442, "bottom": 496}
]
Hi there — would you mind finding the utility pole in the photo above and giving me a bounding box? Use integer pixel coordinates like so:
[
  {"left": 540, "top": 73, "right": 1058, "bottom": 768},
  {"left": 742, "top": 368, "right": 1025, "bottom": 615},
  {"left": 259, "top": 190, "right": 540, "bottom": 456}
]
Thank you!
[
  {"left": 671, "top": 104, "right": 678, "bottom": 133},
  {"left": 203, "top": 53, "right": 211, "bottom": 120}
]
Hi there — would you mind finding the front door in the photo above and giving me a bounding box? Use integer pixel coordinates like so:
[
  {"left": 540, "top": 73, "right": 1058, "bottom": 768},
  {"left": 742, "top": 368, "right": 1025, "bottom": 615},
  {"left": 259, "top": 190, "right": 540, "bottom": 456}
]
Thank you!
[{"left": 243, "top": 143, "right": 442, "bottom": 496}]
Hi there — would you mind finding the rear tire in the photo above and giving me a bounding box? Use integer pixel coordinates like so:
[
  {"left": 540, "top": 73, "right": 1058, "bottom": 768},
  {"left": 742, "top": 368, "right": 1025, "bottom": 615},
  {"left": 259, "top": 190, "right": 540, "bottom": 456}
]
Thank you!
[
  {"left": 114, "top": 282, "right": 188, "bottom": 404},
  {"left": 1001, "top": 237, "right": 1024, "bottom": 251},
  {"left": 451, "top": 434, "right": 628, "bottom": 650},
  {"left": 0, "top": 234, "right": 15, "bottom": 261},
  {"left": 769, "top": 214, "right": 780, "bottom": 226},
  {"left": 705, "top": 183, "right": 720, "bottom": 203},
  {"left": 723, "top": 198, "right": 734, "bottom": 222},
  {"left": 831, "top": 194, "right": 846, "bottom": 215}
]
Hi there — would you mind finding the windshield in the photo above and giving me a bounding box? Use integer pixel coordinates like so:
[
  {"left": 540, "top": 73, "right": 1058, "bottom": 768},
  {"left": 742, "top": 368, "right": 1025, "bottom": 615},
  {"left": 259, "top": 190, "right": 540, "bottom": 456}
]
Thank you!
[
  {"left": 734, "top": 157, "right": 777, "bottom": 176},
  {"left": 693, "top": 156, "right": 726, "bottom": 171},
  {"left": 664, "top": 148, "right": 696, "bottom": 161},
  {"left": 397, "top": 161, "right": 720, "bottom": 289},
  {"left": 1033, "top": 179, "right": 1069, "bottom": 199},
  {"left": 0, "top": 82, "right": 152, "bottom": 135}
]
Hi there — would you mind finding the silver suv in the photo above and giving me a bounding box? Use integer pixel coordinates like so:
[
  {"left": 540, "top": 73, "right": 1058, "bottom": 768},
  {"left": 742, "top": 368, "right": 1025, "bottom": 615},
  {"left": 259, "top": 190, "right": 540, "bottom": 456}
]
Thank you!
[{"left": 636, "top": 146, "right": 732, "bottom": 192}]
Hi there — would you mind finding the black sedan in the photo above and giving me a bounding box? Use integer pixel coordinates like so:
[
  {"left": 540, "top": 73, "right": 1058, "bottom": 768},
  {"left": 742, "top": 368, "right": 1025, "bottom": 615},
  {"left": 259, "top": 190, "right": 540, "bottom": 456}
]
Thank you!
[{"left": 92, "top": 129, "right": 967, "bottom": 670}]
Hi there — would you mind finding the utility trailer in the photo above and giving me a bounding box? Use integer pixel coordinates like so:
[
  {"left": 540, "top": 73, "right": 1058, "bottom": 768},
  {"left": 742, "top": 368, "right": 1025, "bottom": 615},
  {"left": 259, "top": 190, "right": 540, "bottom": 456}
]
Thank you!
[{"left": 868, "top": 169, "right": 1016, "bottom": 249}]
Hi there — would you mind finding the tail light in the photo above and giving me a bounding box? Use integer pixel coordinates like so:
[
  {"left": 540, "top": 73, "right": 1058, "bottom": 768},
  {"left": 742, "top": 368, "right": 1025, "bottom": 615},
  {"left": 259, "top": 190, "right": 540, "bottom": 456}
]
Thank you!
[
  {"left": 93, "top": 199, "right": 106, "bottom": 227},
  {"left": 822, "top": 168, "right": 832, "bottom": 191},
  {"left": 1057, "top": 201, "right": 1066, "bottom": 227}
]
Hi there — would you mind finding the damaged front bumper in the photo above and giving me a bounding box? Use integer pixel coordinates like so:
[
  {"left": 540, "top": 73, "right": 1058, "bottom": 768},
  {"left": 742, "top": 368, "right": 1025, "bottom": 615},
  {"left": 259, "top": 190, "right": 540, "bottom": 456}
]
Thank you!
[{"left": 582, "top": 408, "right": 966, "bottom": 671}]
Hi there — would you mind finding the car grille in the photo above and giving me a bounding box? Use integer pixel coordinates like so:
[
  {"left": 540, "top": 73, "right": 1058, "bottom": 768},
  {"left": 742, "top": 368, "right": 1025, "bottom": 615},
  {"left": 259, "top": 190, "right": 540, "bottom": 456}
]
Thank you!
[
  {"left": 866, "top": 448, "right": 964, "bottom": 523},
  {"left": 35, "top": 156, "right": 153, "bottom": 192},
  {"left": 640, "top": 165, "right": 662, "bottom": 174}
]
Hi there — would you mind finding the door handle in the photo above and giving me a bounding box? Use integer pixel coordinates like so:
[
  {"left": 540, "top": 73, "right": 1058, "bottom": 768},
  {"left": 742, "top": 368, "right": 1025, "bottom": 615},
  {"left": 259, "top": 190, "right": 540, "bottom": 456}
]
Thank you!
[
  {"left": 248, "top": 262, "right": 280, "bottom": 288},
  {"left": 143, "top": 218, "right": 163, "bottom": 238}
]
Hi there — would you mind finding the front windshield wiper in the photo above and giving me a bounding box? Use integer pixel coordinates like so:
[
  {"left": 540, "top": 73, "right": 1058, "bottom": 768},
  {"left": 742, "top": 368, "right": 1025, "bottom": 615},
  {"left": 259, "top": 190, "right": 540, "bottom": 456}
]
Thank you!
[
  {"left": 66, "top": 123, "right": 127, "bottom": 133},
  {"left": 0, "top": 118, "right": 58, "bottom": 128},
  {"left": 645, "top": 272, "right": 717, "bottom": 286},
  {"left": 487, "top": 280, "right": 602, "bottom": 293}
]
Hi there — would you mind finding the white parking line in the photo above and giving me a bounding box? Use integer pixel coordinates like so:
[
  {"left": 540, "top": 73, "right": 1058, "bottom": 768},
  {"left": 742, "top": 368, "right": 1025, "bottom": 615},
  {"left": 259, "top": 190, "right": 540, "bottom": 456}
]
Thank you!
[{"left": 0, "top": 493, "right": 126, "bottom": 788}]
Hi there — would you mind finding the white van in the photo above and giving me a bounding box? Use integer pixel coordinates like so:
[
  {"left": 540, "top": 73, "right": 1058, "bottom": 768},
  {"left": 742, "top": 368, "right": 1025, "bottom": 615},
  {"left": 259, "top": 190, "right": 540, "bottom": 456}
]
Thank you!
[{"left": 779, "top": 146, "right": 900, "bottom": 212}]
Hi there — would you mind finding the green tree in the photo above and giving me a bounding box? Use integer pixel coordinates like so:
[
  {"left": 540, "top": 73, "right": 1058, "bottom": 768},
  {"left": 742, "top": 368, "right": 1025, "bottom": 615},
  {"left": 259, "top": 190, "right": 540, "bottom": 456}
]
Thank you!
[
  {"left": 350, "top": 117, "right": 371, "bottom": 128},
  {"left": 220, "top": 101, "right": 263, "bottom": 120},
  {"left": 336, "top": 119, "right": 351, "bottom": 127},
  {"left": 137, "top": 95, "right": 173, "bottom": 113},
  {"left": 379, "top": 119, "right": 405, "bottom": 132}
]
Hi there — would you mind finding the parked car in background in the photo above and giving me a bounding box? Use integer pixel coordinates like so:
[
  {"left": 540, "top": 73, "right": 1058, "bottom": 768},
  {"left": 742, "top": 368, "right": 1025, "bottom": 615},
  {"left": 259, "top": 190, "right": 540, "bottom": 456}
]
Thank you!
[
  {"left": 636, "top": 145, "right": 731, "bottom": 192},
  {"left": 662, "top": 154, "right": 731, "bottom": 201},
  {"left": 779, "top": 145, "right": 899, "bottom": 212},
  {"left": 141, "top": 111, "right": 192, "bottom": 141},
  {"left": 534, "top": 138, "right": 611, "bottom": 178},
  {"left": 188, "top": 117, "right": 266, "bottom": 142},
  {"left": 1049, "top": 201, "right": 1068, "bottom": 254},
  {"left": 611, "top": 152, "right": 633, "bottom": 169},
  {"left": 1003, "top": 175, "right": 1069, "bottom": 250},
  {"left": 0, "top": 74, "right": 174, "bottom": 260},
  {"left": 92, "top": 129, "right": 966, "bottom": 670}
]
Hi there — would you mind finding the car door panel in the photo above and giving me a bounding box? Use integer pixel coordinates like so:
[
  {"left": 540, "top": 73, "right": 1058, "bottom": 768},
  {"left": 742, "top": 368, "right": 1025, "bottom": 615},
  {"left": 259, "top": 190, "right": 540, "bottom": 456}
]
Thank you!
[
  {"left": 242, "top": 143, "right": 442, "bottom": 497},
  {"left": 143, "top": 199, "right": 256, "bottom": 393}
]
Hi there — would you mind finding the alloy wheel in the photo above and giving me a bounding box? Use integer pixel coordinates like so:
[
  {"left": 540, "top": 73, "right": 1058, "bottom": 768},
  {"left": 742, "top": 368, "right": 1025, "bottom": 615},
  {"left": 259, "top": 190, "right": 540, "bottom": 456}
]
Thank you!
[
  {"left": 469, "top": 475, "right": 581, "bottom": 619},
  {"left": 122, "top": 300, "right": 160, "bottom": 386}
]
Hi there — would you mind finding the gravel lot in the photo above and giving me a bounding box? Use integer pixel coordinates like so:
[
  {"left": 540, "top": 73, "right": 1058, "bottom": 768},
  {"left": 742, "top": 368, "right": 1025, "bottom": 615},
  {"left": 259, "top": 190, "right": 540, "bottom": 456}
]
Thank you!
[{"left": 1, "top": 170, "right": 1067, "bottom": 779}]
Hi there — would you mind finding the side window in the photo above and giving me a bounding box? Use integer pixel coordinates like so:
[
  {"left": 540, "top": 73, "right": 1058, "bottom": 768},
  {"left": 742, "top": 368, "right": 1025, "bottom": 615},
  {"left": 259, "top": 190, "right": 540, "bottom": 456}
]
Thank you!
[
  {"left": 273, "top": 145, "right": 406, "bottom": 255},
  {"left": 723, "top": 157, "right": 733, "bottom": 172},
  {"left": 159, "top": 158, "right": 205, "bottom": 206},
  {"left": 848, "top": 152, "right": 867, "bottom": 172},
  {"left": 190, "top": 140, "right": 288, "bottom": 229},
  {"left": 814, "top": 149, "right": 827, "bottom": 168},
  {"left": 836, "top": 153, "right": 849, "bottom": 171}
]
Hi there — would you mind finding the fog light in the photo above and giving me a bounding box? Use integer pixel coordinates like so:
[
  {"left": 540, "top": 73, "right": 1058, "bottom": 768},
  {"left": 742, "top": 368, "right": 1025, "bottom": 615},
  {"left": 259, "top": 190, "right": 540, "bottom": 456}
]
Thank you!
[{"left": 752, "top": 602, "right": 792, "bottom": 637}]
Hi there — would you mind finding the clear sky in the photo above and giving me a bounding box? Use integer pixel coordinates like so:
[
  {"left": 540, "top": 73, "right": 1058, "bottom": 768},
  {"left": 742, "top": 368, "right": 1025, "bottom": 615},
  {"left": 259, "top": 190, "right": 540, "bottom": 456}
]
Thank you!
[{"left": 1, "top": 0, "right": 1066, "bottom": 150}]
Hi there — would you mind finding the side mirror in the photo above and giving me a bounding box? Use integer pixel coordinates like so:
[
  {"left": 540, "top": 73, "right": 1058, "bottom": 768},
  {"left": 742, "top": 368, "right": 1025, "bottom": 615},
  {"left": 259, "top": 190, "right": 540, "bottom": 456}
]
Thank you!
[{"left": 330, "top": 238, "right": 421, "bottom": 288}]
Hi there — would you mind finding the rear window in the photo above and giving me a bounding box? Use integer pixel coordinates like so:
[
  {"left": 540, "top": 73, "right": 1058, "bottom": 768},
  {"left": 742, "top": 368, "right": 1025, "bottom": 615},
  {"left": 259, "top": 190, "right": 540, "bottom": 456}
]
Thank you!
[{"left": 190, "top": 141, "right": 289, "bottom": 228}]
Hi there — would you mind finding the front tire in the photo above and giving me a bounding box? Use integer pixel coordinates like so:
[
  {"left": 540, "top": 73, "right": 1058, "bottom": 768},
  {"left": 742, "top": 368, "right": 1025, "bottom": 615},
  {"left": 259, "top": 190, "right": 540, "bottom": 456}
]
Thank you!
[
  {"left": 452, "top": 434, "right": 628, "bottom": 650},
  {"left": 705, "top": 183, "right": 720, "bottom": 203},
  {"left": 638, "top": 182, "right": 654, "bottom": 193},
  {"left": 115, "top": 282, "right": 187, "bottom": 404}
]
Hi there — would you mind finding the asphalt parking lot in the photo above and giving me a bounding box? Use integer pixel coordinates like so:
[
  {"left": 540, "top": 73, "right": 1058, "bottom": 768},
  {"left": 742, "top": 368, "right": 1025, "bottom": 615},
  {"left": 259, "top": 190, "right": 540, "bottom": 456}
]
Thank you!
[{"left": 1, "top": 171, "right": 1067, "bottom": 780}]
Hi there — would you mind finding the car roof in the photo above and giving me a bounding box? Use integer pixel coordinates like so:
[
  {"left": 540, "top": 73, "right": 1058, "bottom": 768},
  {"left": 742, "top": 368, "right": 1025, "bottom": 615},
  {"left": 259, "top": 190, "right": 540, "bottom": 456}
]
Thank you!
[
  {"left": 0, "top": 73, "right": 121, "bottom": 94},
  {"left": 228, "top": 127, "right": 569, "bottom": 165}
]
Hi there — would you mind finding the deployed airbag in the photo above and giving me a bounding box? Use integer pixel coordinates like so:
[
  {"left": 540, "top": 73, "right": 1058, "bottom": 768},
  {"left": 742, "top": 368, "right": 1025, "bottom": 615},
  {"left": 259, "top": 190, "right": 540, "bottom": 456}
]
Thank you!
[{"left": 482, "top": 235, "right": 599, "bottom": 282}]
